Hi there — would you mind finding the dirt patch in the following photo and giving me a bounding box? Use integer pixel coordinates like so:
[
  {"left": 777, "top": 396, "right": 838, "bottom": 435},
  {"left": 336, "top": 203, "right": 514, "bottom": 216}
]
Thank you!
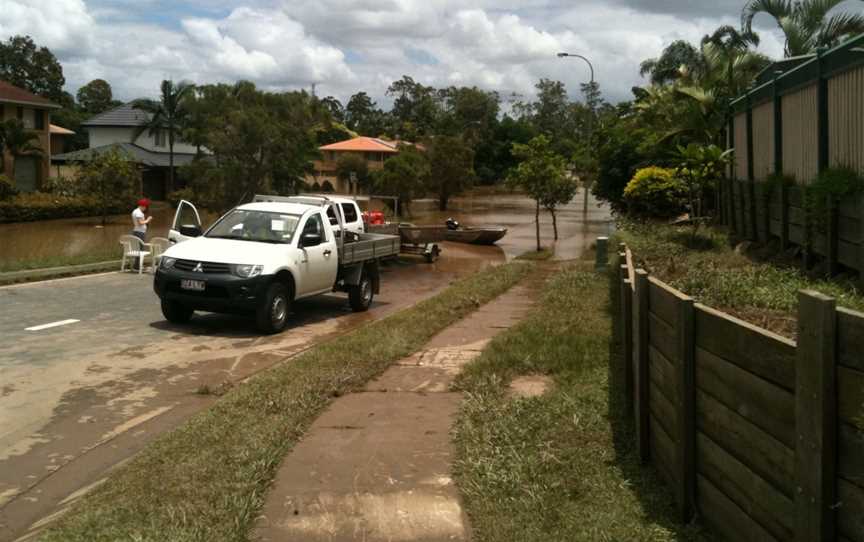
[{"left": 507, "top": 375, "right": 553, "bottom": 399}]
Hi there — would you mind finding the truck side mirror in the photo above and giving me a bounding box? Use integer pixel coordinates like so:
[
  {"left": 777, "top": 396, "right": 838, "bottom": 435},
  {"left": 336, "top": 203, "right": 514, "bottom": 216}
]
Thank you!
[
  {"left": 301, "top": 232, "right": 322, "bottom": 247},
  {"left": 180, "top": 224, "right": 202, "bottom": 237}
]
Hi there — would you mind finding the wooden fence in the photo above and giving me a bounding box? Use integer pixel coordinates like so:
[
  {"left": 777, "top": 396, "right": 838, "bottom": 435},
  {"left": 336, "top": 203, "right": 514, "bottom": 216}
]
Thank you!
[
  {"left": 615, "top": 243, "right": 864, "bottom": 541},
  {"left": 723, "top": 35, "right": 864, "bottom": 278},
  {"left": 720, "top": 177, "right": 864, "bottom": 276}
]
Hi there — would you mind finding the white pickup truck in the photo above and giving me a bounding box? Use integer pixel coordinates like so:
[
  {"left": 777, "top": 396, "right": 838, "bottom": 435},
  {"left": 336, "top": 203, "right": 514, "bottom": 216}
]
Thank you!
[{"left": 154, "top": 195, "right": 400, "bottom": 333}]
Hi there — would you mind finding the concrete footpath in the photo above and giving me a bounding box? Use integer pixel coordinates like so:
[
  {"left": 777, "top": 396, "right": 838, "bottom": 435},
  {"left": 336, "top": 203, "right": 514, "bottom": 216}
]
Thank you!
[{"left": 254, "top": 279, "right": 538, "bottom": 541}]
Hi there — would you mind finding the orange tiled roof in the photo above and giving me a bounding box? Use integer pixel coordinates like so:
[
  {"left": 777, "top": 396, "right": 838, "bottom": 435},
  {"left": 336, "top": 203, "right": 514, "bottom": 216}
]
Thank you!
[
  {"left": 50, "top": 124, "right": 75, "bottom": 135},
  {"left": 0, "top": 80, "right": 59, "bottom": 108},
  {"left": 319, "top": 136, "right": 401, "bottom": 153}
]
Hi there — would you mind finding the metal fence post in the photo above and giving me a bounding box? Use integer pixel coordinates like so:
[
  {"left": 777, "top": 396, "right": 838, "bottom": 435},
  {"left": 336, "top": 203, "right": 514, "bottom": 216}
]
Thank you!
[{"left": 795, "top": 290, "right": 837, "bottom": 542}]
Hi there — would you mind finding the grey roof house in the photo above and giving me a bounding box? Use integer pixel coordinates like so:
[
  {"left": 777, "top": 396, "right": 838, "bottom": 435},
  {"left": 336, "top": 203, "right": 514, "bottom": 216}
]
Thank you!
[{"left": 52, "top": 102, "right": 202, "bottom": 200}]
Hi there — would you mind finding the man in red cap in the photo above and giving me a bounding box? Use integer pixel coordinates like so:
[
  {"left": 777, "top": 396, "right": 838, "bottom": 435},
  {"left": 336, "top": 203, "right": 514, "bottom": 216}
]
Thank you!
[{"left": 131, "top": 198, "right": 152, "bottom": 243}]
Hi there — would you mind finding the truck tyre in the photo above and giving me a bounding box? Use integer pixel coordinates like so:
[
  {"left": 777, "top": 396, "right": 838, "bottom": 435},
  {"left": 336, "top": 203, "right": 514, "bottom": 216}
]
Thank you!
[
  {"left": 349, "top": 273, "right": 374, "bottom": 312},
  {"left": 162, "top": 300, "right": 193, "bottom": 324},
  {"left": 257, "top": 282, "right": 290, "bottom": 334}
]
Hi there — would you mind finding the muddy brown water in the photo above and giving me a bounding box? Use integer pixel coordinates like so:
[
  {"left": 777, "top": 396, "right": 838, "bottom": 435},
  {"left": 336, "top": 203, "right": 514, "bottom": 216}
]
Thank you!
[{"left": 0, "top": 193, "right": 613, "bottom": 267}]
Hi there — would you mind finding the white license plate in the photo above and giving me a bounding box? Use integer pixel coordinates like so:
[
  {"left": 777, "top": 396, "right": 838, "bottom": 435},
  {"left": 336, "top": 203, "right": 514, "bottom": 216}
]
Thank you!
[{"left": 180, "top": 279, "right": 205, "bottom": 291}]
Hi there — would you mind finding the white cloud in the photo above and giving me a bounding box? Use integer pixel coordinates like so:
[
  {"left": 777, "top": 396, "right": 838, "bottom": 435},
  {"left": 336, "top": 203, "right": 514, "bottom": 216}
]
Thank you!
[
  {"left": 0, "top": 0, "right": 819, "bottom": 106},
  {"left": 0, "top": 0, "right": 95, "bottom": 55}
]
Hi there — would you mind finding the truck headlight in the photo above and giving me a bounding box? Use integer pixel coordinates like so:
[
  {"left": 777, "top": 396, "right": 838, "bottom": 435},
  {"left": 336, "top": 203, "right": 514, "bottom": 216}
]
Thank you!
[
  {"left": 161, "top": 257, "right": 176, "bottom": 270},
  {"left": 233, "top": 264, "right": 263, "bottom": 278}
]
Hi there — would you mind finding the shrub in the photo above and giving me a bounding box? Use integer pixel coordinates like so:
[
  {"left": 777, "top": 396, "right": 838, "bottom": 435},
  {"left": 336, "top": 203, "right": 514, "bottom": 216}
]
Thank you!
[
  {"left": 0, "top": 175, "right": 17, "bottom": 201},
  {"left": 321, "top": 180, "right": 335, "bottom": 193},
  {"left": 623, "top": 166, "right": 685, "bottom": 218},
  {"left": 39, "top": 175, "right": 81, "bottom": 198},
  {"left": 0, "top": 192, "right": 127, "bottom": 223},
  {"left": 167, "top": 188, "right": 195, "bottom": 208}
]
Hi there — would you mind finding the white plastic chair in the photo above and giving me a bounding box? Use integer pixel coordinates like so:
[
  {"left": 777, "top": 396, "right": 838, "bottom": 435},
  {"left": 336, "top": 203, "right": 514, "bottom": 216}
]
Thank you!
[
  {"left": 148, "top": 237, "right": 171, "bottom": 272},
  {"left": 119, "top": 235, "right": 151, "bottom": 275}
]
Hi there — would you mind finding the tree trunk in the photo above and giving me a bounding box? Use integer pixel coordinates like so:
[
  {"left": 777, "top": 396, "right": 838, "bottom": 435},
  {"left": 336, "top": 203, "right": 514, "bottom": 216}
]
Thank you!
[
  {"left": 439, "top": 190, "right": 448, "bottom": 212},
  {"left": 535, "top": 201, "right": 541, "bottom": 252},
  {"left": 583, "top": 181, "right": 589, "bottom": 213},
  {"left": 551, "top": 207, "right": 558, "bottom": 240}
]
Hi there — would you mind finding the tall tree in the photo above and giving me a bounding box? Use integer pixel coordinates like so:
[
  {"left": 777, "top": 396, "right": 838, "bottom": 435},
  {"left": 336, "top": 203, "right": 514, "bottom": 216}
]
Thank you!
[
  {"left": 133, "top": 80, "right": 195, "bottom": 192},
  {"left": 345, "top": 91, "right": 387, "bottom": 136},
  {"left": 372, "top": 145, "right": 430, "bottom": 215},
  {"left": 0, "top": 35, "right": 65, "bottom": 101},
  {"left": 319, "top": 96, "right": 344, "bottom": 123},
  {"left": 77, "top": 79, "right": 116, "bottom": 114},
  {"left": 640, "top": 41, "right": 703, "bottom": 86},
  {"left": 426, "top": 135, "right": 475, "bottom": 211},
  {"left": 386, "top": 76, "right": 440, "bottom": 139},
  {"left": 742, "top": 0, "right": 864, "bottom": 57},
  {"left": 508, "top": 135, "right": 571, "bottom": 249}
]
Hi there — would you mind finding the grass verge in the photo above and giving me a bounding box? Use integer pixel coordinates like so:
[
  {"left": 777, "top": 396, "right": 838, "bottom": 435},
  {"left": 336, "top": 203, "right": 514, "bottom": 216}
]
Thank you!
[
  {"left": 0, "top": 248, "right": 120, "bottom": 274},
  {"left": 40, "top": 261, "right": 532, "bottom": 542},
  {"left": 452, "top": 262, "right": 707, "bottom": 541},
  {"left": 618, "top": 221, "right": 864, "bottom": 337}
]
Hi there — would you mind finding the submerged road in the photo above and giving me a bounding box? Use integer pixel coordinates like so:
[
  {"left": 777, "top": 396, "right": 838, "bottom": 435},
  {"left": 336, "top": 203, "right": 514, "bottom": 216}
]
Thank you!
[{"left": 0, "top": 193, "right": 611, "bottom": 541}]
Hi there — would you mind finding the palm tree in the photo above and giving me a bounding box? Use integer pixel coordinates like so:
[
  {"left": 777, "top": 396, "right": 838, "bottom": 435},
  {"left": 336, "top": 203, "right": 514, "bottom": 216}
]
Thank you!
[
  {"left": 1, "top": 119, "right": 42, "bottom": 181},
  {"left": 133, "top": 80, "right": 195, "bottom": 192},
  {"left": 742, "top": 0, "right": 864, "bottom": 57}
]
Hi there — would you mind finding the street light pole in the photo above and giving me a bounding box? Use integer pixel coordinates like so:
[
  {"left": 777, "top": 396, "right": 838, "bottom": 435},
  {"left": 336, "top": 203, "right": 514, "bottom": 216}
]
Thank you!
[
  {"left": 556, "top": 52, "right": 594, "bottom": 84},
  {"left": 557, "top": 52, "right": 596, "bottom": 213}
]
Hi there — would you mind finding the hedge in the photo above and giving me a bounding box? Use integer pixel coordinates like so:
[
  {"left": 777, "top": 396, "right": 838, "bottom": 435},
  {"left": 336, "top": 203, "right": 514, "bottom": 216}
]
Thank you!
[{"left": 0, "top": 193, "right": 129, "bottom": 223}]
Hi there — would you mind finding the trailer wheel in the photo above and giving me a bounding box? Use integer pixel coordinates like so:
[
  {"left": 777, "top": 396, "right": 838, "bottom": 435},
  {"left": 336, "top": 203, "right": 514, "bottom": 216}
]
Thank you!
[
  {"left": 257, "top": 282, "right": 290, "bottom": 334},
  {"left": 425, "top": 244, "right": 440, "bottom": 263},
  {"left": 161, "top": 300, "right": 193, "bottom": 324},
  {"left": 349, "top": 272, "right": 374, "bottom": 312}
]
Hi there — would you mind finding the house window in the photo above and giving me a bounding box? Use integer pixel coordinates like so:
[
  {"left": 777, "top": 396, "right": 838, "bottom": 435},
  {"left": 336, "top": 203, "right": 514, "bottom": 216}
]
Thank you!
[
  {"left": 0, "top": 104, "right": 4, "bottom": 120},
  {"left": 20, "top": 108, "right": 35, "bottom": 129},
  {"left": 34, "top": 109, "right": 44, "bottom": 130},
  {"left": 154, "top": 130, "right": 165, "bottom": 147}
]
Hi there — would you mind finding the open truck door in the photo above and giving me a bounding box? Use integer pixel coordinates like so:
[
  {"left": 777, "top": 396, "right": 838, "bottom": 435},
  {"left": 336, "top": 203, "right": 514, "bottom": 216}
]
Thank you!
[{"left": 169, "top": 200, "right": 202, "bottom": 244}]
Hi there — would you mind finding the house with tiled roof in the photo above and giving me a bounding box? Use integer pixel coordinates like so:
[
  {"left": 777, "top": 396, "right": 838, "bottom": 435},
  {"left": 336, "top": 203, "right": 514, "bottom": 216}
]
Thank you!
[
  {"left": 52, "top": 102, "right": 201, "bottom": 200},
  {"left": 0, "top": 80, "right": 60, "bottom": 192},
  {"left": 309, "top": 136, "right": 419, "bottom": 193}
]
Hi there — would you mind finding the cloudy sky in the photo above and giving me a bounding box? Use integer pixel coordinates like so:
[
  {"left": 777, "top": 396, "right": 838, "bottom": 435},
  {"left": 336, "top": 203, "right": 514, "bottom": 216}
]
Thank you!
[{"left": 1, "top": 0, "right": 861, "bottom": 106}]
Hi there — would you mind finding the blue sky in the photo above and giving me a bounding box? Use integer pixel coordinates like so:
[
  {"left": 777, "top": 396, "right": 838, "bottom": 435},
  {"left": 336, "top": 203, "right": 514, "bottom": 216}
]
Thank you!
[{"left": 1, "top": 0, "right": 859, "bottom": 106}]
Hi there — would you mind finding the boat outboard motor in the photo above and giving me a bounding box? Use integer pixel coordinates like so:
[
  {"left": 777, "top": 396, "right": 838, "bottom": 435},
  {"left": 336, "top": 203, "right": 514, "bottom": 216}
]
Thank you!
[{"left": 446, "top": 217, "right": 460, "bottom": 230}]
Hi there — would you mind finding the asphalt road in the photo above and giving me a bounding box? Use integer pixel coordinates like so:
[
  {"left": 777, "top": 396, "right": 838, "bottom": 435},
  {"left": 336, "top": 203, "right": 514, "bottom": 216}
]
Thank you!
[{"left": 0, "top": 193, "right": 612, "bottom": 541}]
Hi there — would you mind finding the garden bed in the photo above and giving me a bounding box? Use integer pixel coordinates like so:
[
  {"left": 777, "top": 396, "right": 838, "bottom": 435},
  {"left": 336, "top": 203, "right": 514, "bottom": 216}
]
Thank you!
[{"left": 617, "top": 221, "right": 864, "bottom": 338}]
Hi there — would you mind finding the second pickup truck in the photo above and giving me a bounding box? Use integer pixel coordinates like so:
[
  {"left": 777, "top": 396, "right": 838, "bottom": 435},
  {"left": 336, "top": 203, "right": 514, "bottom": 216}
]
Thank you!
[{"left": 154, "top": 195, "right": 400, "bottom": 333}]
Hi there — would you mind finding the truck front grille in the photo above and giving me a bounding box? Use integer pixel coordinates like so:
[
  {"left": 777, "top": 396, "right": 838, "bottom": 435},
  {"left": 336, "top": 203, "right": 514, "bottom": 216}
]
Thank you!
[{"left": 174, "top": 259, "right": 231, "bottom": 274}]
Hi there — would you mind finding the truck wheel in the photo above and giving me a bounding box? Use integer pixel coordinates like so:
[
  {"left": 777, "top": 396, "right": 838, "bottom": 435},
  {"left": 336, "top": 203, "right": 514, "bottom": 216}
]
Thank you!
[
  {"left": 349, "top": 273, "right": 374, "bottom": 312},
  {"left": 162, "top": 300, "right": 193, "bottom": 324},
  {"left": 257, "top": 282, "right": 290, "bottom": 334}
]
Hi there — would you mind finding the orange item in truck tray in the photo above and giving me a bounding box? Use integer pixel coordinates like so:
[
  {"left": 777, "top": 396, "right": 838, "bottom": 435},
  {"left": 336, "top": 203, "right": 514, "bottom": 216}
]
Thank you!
[{"left": 363, "top": 211, "right": 385, "bottom": 225}]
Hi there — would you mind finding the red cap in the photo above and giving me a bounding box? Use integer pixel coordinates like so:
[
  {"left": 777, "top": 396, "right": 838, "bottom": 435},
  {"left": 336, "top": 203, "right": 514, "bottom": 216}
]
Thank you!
[{"left": 137, "top": 198, "right": 150, "bottom": 208}]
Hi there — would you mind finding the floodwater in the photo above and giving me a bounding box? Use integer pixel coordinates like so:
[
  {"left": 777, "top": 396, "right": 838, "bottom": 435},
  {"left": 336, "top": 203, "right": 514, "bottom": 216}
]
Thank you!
[
  {"left": 0, "top": 192, "right": 613, "bottom": 269},
  {"left": 0, "top": 190, "right": 612, "bottom": 540},
  {"left": 0, "top": 203, "right": 218, "bottom": 268}
]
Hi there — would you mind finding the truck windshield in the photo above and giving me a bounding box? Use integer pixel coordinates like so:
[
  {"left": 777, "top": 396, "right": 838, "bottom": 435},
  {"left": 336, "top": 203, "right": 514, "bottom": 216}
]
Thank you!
[{"left": 205, "top": 209, "right": 301, "bottom": 244}]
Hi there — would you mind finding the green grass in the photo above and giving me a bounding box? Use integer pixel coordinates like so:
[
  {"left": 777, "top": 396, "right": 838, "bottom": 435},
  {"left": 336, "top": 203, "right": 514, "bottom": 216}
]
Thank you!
[
  {"left": 617, "top": 221, "right": 864, "bottom": 337},
  {"left": 40, "top": 261, "right": 533, "bottom": 542},
  {"left": 452, "top": 262, "right": 708, "bottom": 541},
  {"left": 516, "top": 247, "right": 554, "bottom": 261},
  {"left": 0, "top": 248, "right": 119, "bottom": 274}
]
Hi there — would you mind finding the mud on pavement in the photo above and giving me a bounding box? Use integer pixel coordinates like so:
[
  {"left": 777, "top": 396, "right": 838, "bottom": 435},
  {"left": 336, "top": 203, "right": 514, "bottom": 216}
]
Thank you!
[{"left": 0, "top": 192, "right": 611, "bottom": 541}]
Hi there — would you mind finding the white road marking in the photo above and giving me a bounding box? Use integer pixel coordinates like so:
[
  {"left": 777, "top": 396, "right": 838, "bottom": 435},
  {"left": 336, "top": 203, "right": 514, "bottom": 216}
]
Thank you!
[{"left": 25, "top": 319, "right": 80, "bottom": 332}]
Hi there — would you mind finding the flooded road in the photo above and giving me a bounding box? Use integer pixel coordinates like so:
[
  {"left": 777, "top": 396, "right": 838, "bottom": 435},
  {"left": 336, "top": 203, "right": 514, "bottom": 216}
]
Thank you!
[{"left": 0, "top": 192, "right": 611, "bottom": 541}]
